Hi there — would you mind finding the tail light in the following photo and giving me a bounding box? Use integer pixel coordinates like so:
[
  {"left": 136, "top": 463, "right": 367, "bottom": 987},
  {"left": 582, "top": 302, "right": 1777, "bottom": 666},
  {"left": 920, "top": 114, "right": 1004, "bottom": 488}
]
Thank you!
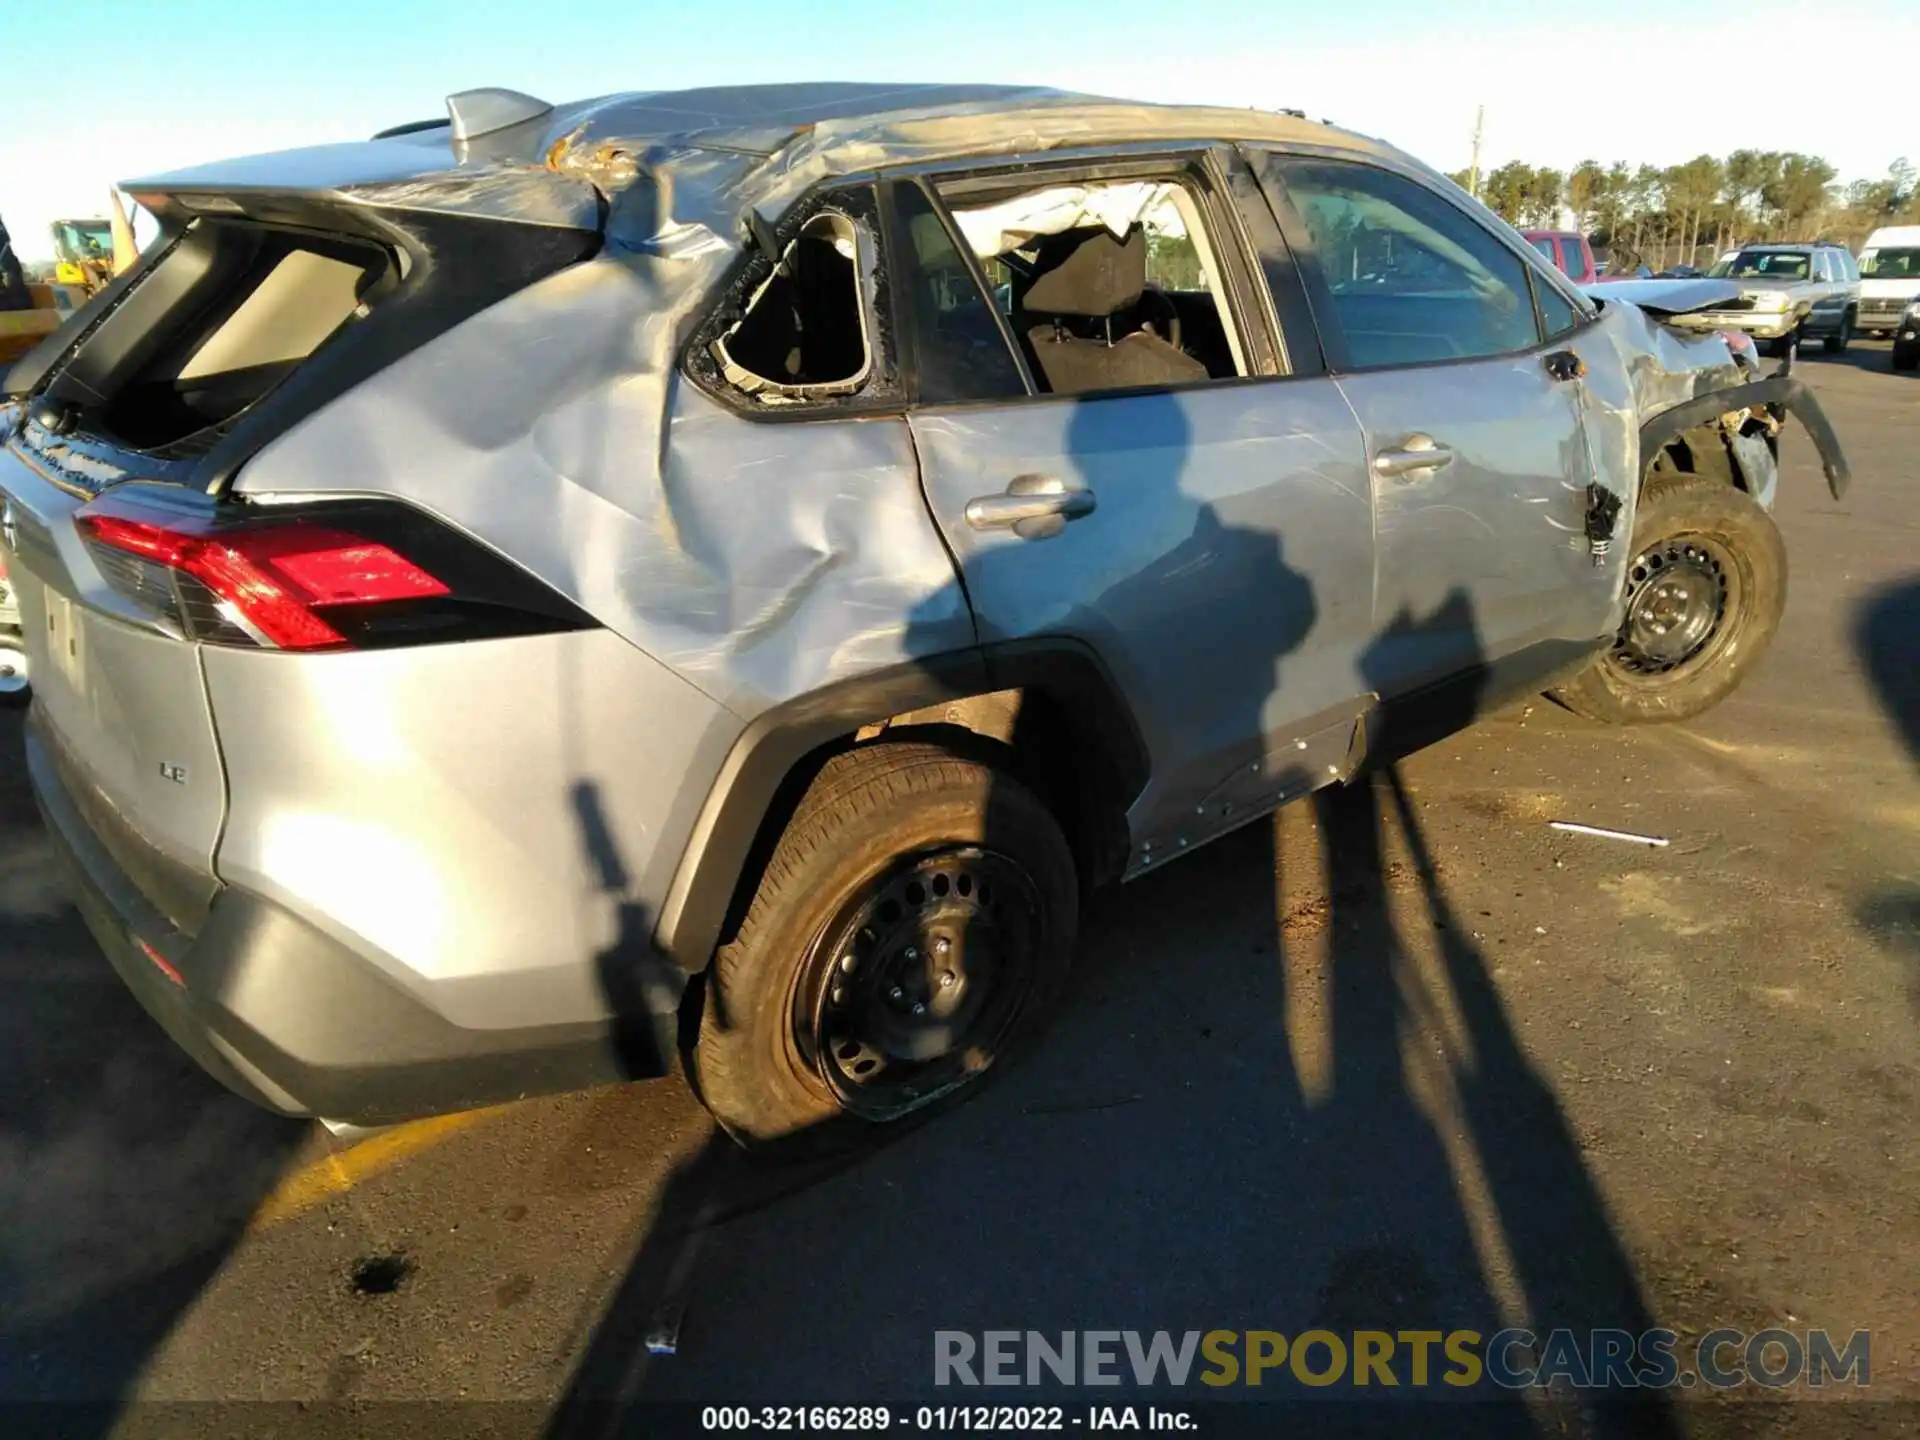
[{"left": 75, "top": 488, "right": 593, "bottom": 651}]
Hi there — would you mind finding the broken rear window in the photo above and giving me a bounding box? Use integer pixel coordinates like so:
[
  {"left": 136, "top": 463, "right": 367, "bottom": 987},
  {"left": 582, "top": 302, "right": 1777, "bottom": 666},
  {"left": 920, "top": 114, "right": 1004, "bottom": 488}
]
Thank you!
[{"left": 689, "top": 184, "right": 899, "bottom": 412}]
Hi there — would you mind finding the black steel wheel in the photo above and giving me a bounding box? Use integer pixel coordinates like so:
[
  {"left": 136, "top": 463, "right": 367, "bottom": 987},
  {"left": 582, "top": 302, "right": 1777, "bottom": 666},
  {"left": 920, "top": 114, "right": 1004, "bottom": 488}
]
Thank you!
[
  {"left": 691, "top": 742, "right": 1076, "bottom": 1152},
  {"left": 794, "top": 845, "right": 1042, "bottom": 1122},
  {"left": 1550, "top": 475, "right": 1786, "bottom": 725},
  {"left": 1609, "top": 534, "right": 1739, "bottom": 680}
]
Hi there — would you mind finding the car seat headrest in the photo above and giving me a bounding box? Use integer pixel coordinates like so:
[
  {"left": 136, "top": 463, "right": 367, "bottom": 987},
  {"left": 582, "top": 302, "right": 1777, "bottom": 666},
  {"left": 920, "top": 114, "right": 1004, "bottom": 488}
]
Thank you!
[{"left": 1021, "top": 226, "right": 1147, "bottom": 318}]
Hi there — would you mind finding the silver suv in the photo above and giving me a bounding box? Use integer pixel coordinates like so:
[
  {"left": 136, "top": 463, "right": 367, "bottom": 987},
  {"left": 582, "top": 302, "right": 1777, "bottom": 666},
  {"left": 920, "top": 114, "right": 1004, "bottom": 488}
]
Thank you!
[
  {"left": 0, "top": 84, "right": 1849, "bottom": 1150},
  {"left": 1670, "top": 242, "right": 1862, "bottom": 356}
]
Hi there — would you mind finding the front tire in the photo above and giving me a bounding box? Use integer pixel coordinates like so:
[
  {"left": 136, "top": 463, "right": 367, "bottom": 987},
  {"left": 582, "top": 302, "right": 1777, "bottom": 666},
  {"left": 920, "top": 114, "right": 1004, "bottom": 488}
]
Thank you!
[
  {"left": 690, "top": 742, "right": 1077, "bottom": 1153},
  {"left": 1550, "top": 476, "right": 1786, "bottom": 725}
]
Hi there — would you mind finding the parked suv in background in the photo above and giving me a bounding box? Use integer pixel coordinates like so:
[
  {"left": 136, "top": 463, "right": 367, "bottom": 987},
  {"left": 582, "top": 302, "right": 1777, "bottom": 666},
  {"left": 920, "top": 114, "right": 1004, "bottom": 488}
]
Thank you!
[
  {"left": 1522, "top": 229, "right": 1597, "bottom": 284},
  {"left": 1857, "top": 225, "right": 1920, "bottom": 341},
  {"left": 1679, "top": 242, "right": 1860, "bottom": 355},
  {"left": 0, "top": 84, "right": 1850, "bottom": 1151}
]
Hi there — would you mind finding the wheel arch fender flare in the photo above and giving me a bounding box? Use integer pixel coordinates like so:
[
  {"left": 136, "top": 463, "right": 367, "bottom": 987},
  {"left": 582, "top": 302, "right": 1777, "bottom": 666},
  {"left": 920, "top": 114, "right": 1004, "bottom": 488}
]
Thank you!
[
  {"left": 1638, "top": 371, "right": 1851, "bottom": 501},
  {"left": 652, "top": 639, "right": 1150, "bottom": 977}
]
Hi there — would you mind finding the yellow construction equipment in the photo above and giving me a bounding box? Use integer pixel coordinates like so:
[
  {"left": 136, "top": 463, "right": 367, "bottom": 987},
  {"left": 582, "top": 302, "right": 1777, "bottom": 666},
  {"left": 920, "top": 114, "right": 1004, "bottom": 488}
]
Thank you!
[{"left": 1, "top": 192, "right": 136, "bottom": 368}]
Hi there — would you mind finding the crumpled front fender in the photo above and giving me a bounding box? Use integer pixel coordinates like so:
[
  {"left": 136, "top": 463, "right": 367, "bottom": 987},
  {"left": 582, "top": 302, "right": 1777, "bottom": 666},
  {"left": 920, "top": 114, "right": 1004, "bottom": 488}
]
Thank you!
[{"left": 1638, "top": 368, "right": 1851, "bottom": 501}]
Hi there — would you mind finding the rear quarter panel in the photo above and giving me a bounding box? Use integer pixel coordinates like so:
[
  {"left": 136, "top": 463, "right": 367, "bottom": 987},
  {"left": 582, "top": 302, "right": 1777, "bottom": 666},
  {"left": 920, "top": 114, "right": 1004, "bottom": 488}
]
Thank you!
[{"left": 204, "top": 628, "right": 741, "bottom": 1030}]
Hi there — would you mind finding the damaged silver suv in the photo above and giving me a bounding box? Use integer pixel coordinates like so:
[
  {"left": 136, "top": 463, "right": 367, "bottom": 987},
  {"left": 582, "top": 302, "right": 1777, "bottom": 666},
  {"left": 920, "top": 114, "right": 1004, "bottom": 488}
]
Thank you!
[{"left": 0, "top": 84, "right": 1848, "bottom": 1150}]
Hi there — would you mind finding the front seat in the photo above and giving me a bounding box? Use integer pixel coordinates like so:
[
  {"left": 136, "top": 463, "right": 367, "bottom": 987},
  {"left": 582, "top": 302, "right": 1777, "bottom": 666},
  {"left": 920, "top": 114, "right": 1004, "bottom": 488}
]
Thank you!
[{"left": 1017, "top": 227, "right": 1210, "bottom": 395}]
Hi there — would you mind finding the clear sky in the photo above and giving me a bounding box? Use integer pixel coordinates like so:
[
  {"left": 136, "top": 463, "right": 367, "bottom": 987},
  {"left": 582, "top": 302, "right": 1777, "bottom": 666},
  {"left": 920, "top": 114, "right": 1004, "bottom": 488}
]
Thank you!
[{"left": 3, "top": 0, "right": 1914, "bottom": 259}]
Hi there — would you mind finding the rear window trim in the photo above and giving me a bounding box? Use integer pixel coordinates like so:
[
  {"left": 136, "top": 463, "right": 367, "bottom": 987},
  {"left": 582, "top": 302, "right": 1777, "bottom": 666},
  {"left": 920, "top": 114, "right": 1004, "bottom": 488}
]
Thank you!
[{"left": 680, "top": 179, "right": 910, "bottom": 425}]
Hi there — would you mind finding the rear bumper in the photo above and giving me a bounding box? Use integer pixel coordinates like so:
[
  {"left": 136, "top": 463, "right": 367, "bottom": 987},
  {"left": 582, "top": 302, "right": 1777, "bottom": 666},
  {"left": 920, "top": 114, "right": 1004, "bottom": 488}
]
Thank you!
[{"left": 27, "top": 712, "right": 680, "bottom": 1125}]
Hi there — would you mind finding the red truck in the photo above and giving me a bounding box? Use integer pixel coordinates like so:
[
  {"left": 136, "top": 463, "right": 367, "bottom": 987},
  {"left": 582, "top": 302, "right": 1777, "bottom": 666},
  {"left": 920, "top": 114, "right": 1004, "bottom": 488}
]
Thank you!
[{"left": 1521, "top": 229, "right": 1597, "bottom": 285}]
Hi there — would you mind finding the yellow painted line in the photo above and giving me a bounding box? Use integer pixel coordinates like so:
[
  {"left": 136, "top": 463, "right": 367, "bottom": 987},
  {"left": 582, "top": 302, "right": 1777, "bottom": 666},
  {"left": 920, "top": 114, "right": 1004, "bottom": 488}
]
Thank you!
[{"left": 248, "top": 1106, "right": 503, "bottom": 1233}]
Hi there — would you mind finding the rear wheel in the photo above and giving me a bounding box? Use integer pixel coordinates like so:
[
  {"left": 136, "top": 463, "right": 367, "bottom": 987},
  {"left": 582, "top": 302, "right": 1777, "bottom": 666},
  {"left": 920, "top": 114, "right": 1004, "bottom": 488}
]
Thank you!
[
  {"left": 690, "top": 743, "right": 1077, "bottom": 1153},
  {"left": 1823, "top": 311, "right": 1853, "bottom": 355},
  {"left": 1550, "top": 475, "right": 1786, "bottom": 725}
]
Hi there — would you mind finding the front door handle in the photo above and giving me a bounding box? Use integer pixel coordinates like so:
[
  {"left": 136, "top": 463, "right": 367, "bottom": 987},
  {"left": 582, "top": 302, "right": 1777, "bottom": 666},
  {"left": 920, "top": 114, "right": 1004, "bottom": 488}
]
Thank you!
[
  {"left": 964, "top": 473, "right": 1097, "bottom": 539},
  {"left": 1372, "top": 435, "right": 1453, "bottom": 479}
]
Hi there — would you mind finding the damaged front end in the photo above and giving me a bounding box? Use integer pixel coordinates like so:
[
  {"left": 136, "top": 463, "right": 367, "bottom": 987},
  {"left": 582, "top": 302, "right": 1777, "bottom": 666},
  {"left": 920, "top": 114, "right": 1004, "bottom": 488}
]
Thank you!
[{"left": 1586, "top": 277, "right": 1851, "bottom": 507}]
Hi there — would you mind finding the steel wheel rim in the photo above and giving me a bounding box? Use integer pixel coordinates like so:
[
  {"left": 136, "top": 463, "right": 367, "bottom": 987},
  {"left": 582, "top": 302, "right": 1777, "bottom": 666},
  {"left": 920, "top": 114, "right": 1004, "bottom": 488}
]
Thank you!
[
  {"left": 1609, "top": 533, "right": 1739, "bottom": 679},
  {"left": 792, "top": 846, "right": 1043, "bottom": 1122}
]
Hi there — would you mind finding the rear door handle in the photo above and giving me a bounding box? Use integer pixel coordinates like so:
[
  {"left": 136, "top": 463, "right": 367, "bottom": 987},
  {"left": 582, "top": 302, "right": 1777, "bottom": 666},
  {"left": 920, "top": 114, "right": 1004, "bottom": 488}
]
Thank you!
[
  {"left": 1372, "top": 435, "right": 1453, "bottom": 479},
  {"left": 964, "top": 474, "right": 1097, "bottom": 539}
]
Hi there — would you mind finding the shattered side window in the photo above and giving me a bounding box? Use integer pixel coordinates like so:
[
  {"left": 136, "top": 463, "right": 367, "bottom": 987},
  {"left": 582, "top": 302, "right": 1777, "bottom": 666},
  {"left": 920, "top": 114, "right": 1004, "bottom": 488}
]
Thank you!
[
  {"left": 714, "top": 212, "right": 871, "bottom": 397},
  {"left": 686, "top": 184, "right": 901, "bottom": 412}
]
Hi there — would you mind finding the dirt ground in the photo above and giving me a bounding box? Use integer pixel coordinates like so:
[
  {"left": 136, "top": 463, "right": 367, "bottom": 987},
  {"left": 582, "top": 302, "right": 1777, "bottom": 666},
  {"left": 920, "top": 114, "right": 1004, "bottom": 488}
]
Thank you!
[{"left": 0, "top": 342, "right": 1915, "bottom": 1439}]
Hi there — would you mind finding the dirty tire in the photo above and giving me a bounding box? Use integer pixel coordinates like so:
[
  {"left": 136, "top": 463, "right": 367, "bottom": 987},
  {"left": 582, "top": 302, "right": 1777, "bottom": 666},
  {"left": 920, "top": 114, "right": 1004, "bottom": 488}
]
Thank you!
[
  {"left": 1822, "top": 312, "right": 1852, "bottom": 355},
  {"left": 1550, "top": 475, "right": 1786, "bottom": 725},
  {"left": 690, "top": 743, "right": 1077, "bottom": 1154}
]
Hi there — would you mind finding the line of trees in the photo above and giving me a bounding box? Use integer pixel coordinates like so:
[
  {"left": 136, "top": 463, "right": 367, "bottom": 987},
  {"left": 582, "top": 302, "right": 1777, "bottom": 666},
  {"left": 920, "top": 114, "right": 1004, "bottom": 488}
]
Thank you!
[{"left": 1447, "top": 153, "right": 1920, "bottom": 268}]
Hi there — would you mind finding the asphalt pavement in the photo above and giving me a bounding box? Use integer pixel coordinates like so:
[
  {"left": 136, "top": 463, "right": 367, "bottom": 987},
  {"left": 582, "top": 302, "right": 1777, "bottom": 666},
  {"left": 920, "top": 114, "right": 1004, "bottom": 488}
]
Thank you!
[{"left": 0, "top": 342, "right": 1915, "bottom": 1439}]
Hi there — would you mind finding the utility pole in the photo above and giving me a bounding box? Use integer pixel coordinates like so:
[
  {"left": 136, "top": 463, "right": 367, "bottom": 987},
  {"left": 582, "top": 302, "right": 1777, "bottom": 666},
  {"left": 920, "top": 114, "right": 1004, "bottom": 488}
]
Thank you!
[{"left": 1468, "top": 106, "right": 1485, "bottom": 199}]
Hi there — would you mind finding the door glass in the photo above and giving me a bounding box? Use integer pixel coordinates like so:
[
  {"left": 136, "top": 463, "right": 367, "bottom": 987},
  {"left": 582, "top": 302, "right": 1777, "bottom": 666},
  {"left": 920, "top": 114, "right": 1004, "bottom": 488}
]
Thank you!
[
  {"left": 890, "top": 180, "right": 1028, "bottom": 404},
  {"left": 1558, "top": 238, "right": 1585, "bottom": 276},
  {"left": 1536, "top": 276, "right": 1581, "bottom": 338},
  {"left": 1530, "top": 236, "right": 1557, "bottom": 264},
  {"left": 1273, "top": 158, "right": 1543, "bottom": 369}
]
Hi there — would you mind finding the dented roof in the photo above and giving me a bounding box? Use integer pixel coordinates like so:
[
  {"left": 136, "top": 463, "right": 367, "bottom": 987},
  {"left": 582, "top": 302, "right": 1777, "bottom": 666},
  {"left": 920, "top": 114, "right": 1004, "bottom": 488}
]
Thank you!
[{"left": 121, "top": 82, "right": 1395, "bottom": 235}]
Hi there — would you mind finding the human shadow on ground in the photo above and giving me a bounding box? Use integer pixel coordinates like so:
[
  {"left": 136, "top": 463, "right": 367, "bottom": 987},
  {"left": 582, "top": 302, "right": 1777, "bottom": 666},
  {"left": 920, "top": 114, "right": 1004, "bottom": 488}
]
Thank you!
[
  {"left": 1851, "top": 579, "right": 1920, "bottom": 1014},
  {"left": 557, "top": 383, "right": 1678, "bottom": 1438}
]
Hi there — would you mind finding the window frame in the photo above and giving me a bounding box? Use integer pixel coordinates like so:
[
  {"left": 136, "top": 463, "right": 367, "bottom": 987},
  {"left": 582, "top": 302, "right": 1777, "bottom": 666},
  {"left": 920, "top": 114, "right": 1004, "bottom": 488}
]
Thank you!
[
  {"left": 1247, "top": 146, "right": 1601, "bottom": 377},
  {"left": 891, "top": 144, "right": 1288, "bottom": 412},
  {"left": 680, "top": 179, "right": 906, "bottom": 424},
  {"left": 878, "top": 175, "right": 1038, "bottom": 406}
]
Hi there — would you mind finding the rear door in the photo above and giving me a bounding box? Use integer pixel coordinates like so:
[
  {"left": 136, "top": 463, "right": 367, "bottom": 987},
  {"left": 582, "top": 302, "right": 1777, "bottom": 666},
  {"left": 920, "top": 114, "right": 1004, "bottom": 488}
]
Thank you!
[
  {"left": 0, "top": 219, "right": 409, "bottom": 935},
  {"left": 895, "top": 154, "right": 1377, "bottom": 864},
  {"left": 0, "top": 185, "right": 598, "bottom": 937},
  {"left": 1807, "top": 249, "right": 1848, "bottom": 333},
  {"left": 1250, "top": 152, "right": 1609, "bottom": 704},
  {"left": 0, "top": 445, "right": 227, "bottom": 933}
]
